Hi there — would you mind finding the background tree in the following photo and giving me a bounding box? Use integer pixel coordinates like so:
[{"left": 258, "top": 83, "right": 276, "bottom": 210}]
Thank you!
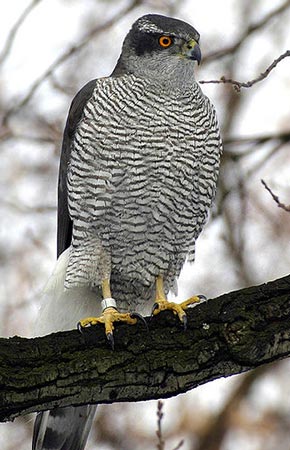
[{"left": 0, "top": 1, "right": 290, "bottom": 449}]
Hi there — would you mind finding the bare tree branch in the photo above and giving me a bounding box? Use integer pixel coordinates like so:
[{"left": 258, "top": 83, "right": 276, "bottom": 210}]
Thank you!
[
  {"left": 246, "top": 141, "right": 286, "bottom": 179},
  {"left": 200, "top": 50, "right": 290, "bottom": 91},
  {"left": 156, "top": 401, "right": 165, "bottom": 450},
  {"left": 0, "top": 0, "right": 42, "bottom": 67},
  {"left": 261, "top": 179, "right": 290, "bottom": 212},
  {"left": 224, "top": 130, "right": 290, "bottom": 148},
  {"left": 203, "top": 0, "right": 290, "bottom": 62},
  {"left": 0, "top": 199, "right": 55, "bottom": 214},
  {"left": 0, "top": 274, "right": 290, "bottom": 423},
  {"left": 2, "top": 0, "right": 142, "bottom": 124},
  {"left": 156, "top": 401, "right": 184, "bottom": 450}
]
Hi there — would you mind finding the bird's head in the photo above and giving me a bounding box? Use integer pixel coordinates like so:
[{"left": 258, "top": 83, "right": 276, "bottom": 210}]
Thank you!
[{"left": 113, "top": 14, "right": 201, "bottom": 86}]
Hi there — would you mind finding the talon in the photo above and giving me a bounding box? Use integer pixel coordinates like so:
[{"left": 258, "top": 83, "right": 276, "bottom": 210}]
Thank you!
[
  {"left": 77, "top": 279, "right": 142, "bottom": 346},
  {"left": 77, "top": 321, "right": 83, "bottom": 333},
  {"left": 152, "top": 276, "right": 204, "bottom": 329},
  {"left": 107, "top": 332, "right": 115, "bottom": 350},
  {"left": 182, "top": 314, "right": 187, "bottom": 331},
  {"left": 78, "top": 308, "right": 140, "bottom": 347},
  {"left": 197, "top": 294, "right": 207, "bottom": 302},
  {"left": 151, "top": 302, "right": 160, "bottom": 319},
  {"left": 77, "top": 319, "right": 96, "bottom": 331},
  {"left": 131, "top": 312, "right": 149, "bottom": 331}
]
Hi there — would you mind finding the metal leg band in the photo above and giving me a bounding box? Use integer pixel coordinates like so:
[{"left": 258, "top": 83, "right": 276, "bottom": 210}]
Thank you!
[{"left": 101, "top": 297, "right": 117, "bottom": 311}]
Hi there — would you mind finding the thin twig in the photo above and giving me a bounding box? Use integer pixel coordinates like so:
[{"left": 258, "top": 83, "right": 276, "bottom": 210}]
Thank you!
[
  {"left": 0, "top": 128, "right": 58, "bottom": 144},
  {"left": 172, "top": 440, "right": 184, "bottom": 450},
  {"left": 224, "top": 130, "right": 290, "bottom": 147},
  {"left": 156, "top": 400, "right": 184, "bottom": 450},
  {"left": 222, "top": 130, "right": 290, "bottom": 162},
  {"left": 203, "top": 0, "right": 290, "bottom": 62},
  {"left": 261, "top": 179, "right": 290, "bottom": 212},
  {"left": 200, "top": 50, "right": 290, "bottom": 91},
  {"left": 0, "top": 0, "right": 42, "bottom": 66},
  {"left": 156, "top": 400, "right": 165, "bottom": 450},
  {"left": 0, "top": 199, "right": 56, "bottom": 214},
  {"left": 245, "top": 141, "right": 286, "bottom": 179}
]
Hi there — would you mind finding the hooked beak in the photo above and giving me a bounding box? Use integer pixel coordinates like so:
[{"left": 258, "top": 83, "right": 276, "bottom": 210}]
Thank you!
[{"left": 183, "top": 39, "right": 201, "bottom": 65}]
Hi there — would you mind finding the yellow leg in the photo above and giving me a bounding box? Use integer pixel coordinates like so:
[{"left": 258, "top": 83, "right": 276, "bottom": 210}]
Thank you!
[
  {"left": 78, "top": 277, "right": 143, "bottom": 346},
  {"left": 102, "top": 278, "right": 112, "bottom": 300},
  {"left": 155, "top": 274, "right": 167, "bottom": 301},
  {"left": 152, "top": 275, "right": 202, "bottom": 326}
]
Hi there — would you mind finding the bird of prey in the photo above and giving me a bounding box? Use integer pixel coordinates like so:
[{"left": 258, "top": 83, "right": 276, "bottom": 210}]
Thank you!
[{"left": 32, "top": 13, "right": 222, "bottom": 450}]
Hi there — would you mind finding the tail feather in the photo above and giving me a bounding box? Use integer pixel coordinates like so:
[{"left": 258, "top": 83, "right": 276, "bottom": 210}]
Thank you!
[
  {"left": 34, "top": 248, "right": 101, "bottom": 336},
  {"left": 33, "top": 248, "right": 99, "bottom": 449},
  {"left": 32, "top": 406, "right": 97, "bottom": 450}
]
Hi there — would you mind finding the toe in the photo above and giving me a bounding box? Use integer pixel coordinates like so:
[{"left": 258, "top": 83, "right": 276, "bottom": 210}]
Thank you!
[
  {"left": 77, "top": 317, "right": 101, "bottom": 329},
  {"left": 180, "top": 295, "right": 202, "bottom": 310}
]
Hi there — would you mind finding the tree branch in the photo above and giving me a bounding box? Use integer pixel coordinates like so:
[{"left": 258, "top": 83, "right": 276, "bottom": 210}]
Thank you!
[
  {"left": 2, "top": 0, "right": 142, "bottom": 124},
  {"left": 224, "top": 130, "right": 290, "bottom": 148},
  {"left": 261, "top": 179, "right": 290, "bottom": 212},
  {"left": 203, "top": 0, "right": 290, "bottom": 62},
  {"left": 0, "top": 0, "right": 43, "bottom": 67},
  {"left": 1, "top": 274, "right": 290, "bottom": 423},
  {"left": 200, "top": 50, "right": 290, "bottom": 91}
]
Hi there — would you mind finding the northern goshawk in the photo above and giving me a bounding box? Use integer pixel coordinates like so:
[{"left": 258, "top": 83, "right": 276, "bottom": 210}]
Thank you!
[{"left": 33, "top": 13, "right": 222, "bottom": 450}]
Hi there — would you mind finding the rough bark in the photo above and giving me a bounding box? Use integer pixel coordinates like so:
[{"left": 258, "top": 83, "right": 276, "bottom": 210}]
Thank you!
[{"left": 1, "top": 274, "right": 290, "bottom": 422}]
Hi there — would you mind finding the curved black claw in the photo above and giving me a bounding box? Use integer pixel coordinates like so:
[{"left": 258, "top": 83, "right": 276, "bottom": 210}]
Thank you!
[
  {"left": 107, "top": 332, "right": 115, "bottom": 350},
  {"left": 77, "top": 321, "right": 84, "bottom": 334},
  {"left": 197, "top": 294, "right": 207, "bottom": 302},
  {"left": 182, "top": 314, "right": 187, "bottom": 331},
  {"left": 150, "top": 302, "right": 160, "bottom": 320},
  {"left": 130, "top": 312, "right": 149, "bottom": 331}
]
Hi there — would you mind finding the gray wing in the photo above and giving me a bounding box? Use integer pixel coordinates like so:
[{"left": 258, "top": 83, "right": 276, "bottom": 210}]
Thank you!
[
  {"left": 57, "top": 79, "right": 97, "bottom": 257},
  {"left": 33, "top": 80, "right": 97, "bottom": 450}
]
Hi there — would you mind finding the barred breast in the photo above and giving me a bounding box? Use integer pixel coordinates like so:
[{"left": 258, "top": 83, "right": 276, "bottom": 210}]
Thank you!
[{"left": 65, "top": 74, "right": 221, "bottom": 304}]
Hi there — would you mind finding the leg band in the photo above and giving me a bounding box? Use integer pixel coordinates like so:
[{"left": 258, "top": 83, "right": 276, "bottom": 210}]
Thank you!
[{"left": 101, "top": 297, "right": 117, "bottom": 311}]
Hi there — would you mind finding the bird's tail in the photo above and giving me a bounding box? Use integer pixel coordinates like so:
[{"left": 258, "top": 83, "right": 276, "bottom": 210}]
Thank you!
[
  {"left": 34, "top": 248, "right": 101, "bottom": 336},
  {"left": 32, "top": 248, "right": 99, "bottom": 450},
  {"left": 32, "top": 406, "right": 97, "bottom": 450}
]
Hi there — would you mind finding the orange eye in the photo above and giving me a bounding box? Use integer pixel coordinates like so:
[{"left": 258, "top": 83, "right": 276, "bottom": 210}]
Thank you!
[{"left": 159, "top": 36, "right": 172, "bottom": 48}]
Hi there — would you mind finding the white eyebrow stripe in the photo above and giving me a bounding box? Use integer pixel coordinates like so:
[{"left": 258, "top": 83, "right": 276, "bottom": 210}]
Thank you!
[
  {"left": 136, "top": 18, "right": 199, "bottom": 42},
  {"left": 137, "top": 18, "right": 165, "bottom": 34}
]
